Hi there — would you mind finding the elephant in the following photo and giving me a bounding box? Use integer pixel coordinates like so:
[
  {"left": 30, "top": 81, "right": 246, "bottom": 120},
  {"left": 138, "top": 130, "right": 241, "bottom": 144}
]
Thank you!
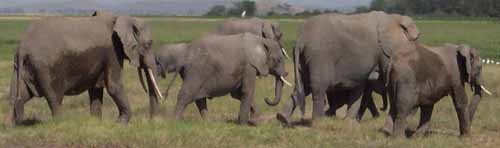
[
  {"left": 325, "top": 69, "right": 388, "bottom": 120},
  {"left": 275, "top": 11, "right": 420, "bottom": 126},
  {"left": 171, "top": 33, "right": 289, "bottom": 125},
  {"left": 382, "top": 43, "right": 490, "bottom": 138},
  {"left": 215, "top": 18, "right": 289, "bottom": 58},
  {"left": 3, "top": 11, "right": 163, "bottom": 127},
  {"left": 155, "top": 43, "right": 262, "bottom": 119}
]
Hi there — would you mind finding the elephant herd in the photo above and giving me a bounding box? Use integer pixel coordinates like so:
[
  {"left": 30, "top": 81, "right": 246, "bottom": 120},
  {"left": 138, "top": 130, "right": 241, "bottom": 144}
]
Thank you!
[{"left": 2, "top": 10, "right": 492, "bottom": 138}]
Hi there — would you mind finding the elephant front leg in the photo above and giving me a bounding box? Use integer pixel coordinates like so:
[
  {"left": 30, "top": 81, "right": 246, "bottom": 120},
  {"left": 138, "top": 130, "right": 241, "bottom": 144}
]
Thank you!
[
  {"left": 451, "top": 88, "right": 471, "bottom": 137},
  {"left": 239, "top": 68, "right": 257, "bottom": 126},
  {"left": 105, "top": 70, "right": 131, "bottom": 124},
  {"left": 311, "top": 89, "right": 326, "bottom": 121},
  {"left": 88, "top": 87, "right": 104, "bottom": 119}
]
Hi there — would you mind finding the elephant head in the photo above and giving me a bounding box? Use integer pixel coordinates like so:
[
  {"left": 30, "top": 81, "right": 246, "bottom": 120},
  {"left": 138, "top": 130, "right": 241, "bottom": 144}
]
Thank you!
[
  {"left": 245, "top": 34, "right": 290, "bottom": 106},
  {"left": 456, "top": 44, "right": 489, "bottom": 123},
  {"left": 260, "top": 22, "right": 289, "bottom": 58},
  {"left": 155, "top": 43, "right": 189, "bottom": 98},
  {"left": 112, "top": 16, "right": 163, "bottom": 102},
  {"left": 155, "top": 43, "right": 188, "bottom": 78}
]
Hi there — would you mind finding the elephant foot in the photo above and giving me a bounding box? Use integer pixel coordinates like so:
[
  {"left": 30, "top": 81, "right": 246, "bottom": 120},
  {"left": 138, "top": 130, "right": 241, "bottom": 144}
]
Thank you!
[
  {"left": 325, "top": 108, "right": 336, "bottom": 117},
  {"left": 276, "top": 112, "right": 292, "bottom": 127},
  {"left": 116, "top": 115, "right": 131, "bottom": 124}
]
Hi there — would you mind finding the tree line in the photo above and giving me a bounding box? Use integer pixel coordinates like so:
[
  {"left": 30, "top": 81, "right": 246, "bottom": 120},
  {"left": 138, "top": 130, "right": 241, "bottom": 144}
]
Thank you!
[{"left": 366, "top": 0, "right": 500, "bottom": 17}]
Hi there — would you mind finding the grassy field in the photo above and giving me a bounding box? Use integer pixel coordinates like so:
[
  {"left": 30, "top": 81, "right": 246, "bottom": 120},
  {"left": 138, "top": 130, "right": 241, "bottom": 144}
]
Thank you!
[{"left": 0, "top": 17, "right": 500, "bottom": 147}]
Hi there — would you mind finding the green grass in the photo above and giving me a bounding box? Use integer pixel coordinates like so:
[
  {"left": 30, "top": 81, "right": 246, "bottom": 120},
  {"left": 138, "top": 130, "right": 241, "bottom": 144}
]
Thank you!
[{"left": 0, "top": 17, "right": 500, "bottom": 147}]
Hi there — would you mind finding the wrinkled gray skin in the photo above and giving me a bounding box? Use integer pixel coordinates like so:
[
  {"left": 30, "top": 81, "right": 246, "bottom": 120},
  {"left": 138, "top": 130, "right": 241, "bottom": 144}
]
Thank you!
[
  {"left": 173, "top": 33, "right": 287, "bottom": 125},
  {"left": 3, "top": 11, "right": 162, "bottom": 127},
  {"left": 276, "top": 11, "right": 420, "bottom": 126},
  {"left": 155, "top": 43, "right": 262, "bottom": 119},
  {"left": 215, "top": 18, "right": 286, "bottom": 54},
  {"left": 382, "top": 43, "right": 484, "bottom": 138},
  {"left": 325, "top": 69, "right": 388, "bottom": 120}
]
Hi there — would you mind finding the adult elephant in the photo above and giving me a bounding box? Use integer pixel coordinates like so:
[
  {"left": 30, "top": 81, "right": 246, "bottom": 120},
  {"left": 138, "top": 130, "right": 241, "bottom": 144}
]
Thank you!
[
  {"left": 383, "top": 43, "right": 490, "bottom": 138},
  {"left": 275, "top": 11, "right": 420, "bottom": 126},
  {"left": 215, "top": 18, "right": 289, "bottom": 58},
  {"left": 3, "top": 12, "right": 163, "bottom": 127},
  {"left": 173, "top": 33, "right": 290, "bottom": 125}
]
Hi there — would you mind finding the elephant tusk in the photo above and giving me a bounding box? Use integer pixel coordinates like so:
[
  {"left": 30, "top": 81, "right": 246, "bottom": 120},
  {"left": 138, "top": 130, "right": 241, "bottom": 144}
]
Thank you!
[
  {"left": 280, "top": 76, "right": 292, "bottom": 87},
  {"left": 147, "top": 68, "right": 164, "bottom": 99},
  {"left": 481, "top": 85, "right": 492, "bottom": 96},
  {"left": 138, "top": 68, "right": 148, "bottom": 93},
  {"left": 281, "top": 48, "right": 290, "bottom": 59}
]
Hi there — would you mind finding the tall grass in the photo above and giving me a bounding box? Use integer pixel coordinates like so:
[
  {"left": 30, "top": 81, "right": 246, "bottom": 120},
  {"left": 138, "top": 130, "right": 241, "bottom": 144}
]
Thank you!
[{"left": 0, "top": 17, "right": 499, "bottom": 147}]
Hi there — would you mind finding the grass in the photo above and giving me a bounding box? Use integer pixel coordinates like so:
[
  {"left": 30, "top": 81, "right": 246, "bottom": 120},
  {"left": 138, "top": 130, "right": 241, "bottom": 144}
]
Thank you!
[{"left": 0, "top": 17, "right": 500, "bottom": 147}]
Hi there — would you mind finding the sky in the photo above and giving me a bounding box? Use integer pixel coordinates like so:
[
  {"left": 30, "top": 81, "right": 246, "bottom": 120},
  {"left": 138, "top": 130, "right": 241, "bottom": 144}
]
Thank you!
[{"left": 0, "top": 0, "right": 372, "bottom": 9}]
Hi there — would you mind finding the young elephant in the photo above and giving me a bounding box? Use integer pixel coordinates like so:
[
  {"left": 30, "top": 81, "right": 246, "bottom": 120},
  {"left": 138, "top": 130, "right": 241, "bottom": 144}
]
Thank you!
[
  {"left": 173, "top": 33, "right": 289, "bottom": 125},
  {"left": 325, "top": 70, "right": 388, "bottom": 120},
  {"left": 3, "top": 12, "right": 163, "bottom": 127},
  {"left": 384, "top": 43, "right": 490, "bottom": 137},
  {"left": 155, "top": 43, "right": 262, "bottom": 119}
]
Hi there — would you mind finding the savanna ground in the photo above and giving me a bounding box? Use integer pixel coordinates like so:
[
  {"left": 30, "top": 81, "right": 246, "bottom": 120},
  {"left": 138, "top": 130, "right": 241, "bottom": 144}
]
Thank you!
[{"left": 0, "top": 16, "right": 500, "bottom": 147}]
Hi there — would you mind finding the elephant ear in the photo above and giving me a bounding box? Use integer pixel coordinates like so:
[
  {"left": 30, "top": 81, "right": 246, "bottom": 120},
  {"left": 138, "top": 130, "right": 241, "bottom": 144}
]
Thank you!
[
  {"left": 457, "top": 44, "right": 472, "bottom": 81},
  {"left": 260, "top": 23, "right": 275, "bottom": 40},
  {"left": 246, "top": 35, "right": 270, "bottom": 76},
  {"left": 114, "top": 16, "right": 141, "bottom": 67},
  {"left": 399, "top": 16, "right": 420, "bottom": 41}
]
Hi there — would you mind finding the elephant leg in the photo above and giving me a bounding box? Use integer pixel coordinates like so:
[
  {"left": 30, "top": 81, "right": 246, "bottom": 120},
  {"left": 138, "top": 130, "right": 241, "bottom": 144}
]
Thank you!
[
  {"left": 392, "top": 89, "right": 415, "bottom": 138},
  {"left": 175, "top": 78, "right": 202, "bottom": 120},
  {"left": 325, "top": 91, "right": 337, "bottom": 117},
  {"left": 232, "top": 88, "right": 260, "bottom": 120},
  {"left": 105, "top": 70, "right": 131, "bottom": 124},
  {"left": 37, "top": 71, "right": 64, "bottom": 118},
  {"left": 367, "top": 97, "right": 380, "bottom": 118},
  {"left": 414, "top": 105, "right": 434, "bottom": 136},
  {"left": 10, "top": 85, "right": 33, "bottom": 125},
  {"left": 88, "top": 87, "right": 104, "bottom": 118},
  {"left": 345, "top": 89, "right": 363, "bottom": 121},
  {"left": 238, "top": 68, "right": 257, "bottom": 125},
  {"left": 195, "top": 98, "right": 208, "bottom": 119},
  {"left": 311, "top": 88, "right": 326, "bottom": 121},
  {"left": 451, "top": 87, "right": 471, "bottom": 136}
]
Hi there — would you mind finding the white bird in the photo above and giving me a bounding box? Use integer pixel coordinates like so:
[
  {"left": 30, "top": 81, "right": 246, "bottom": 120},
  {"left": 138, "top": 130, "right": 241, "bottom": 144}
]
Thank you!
[
  {"left": 241, "top": 11, "right": 246, "bottom": 18},
  {"left": 482, "top": 59, "right": 486, "bottom": 63}
]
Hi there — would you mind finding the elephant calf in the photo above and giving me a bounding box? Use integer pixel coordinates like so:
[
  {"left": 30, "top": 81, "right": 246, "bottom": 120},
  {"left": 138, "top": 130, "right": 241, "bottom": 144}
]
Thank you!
[
  {"left": 169, "top": 33, "right": 290, "bottom": 125},
  {"left": 384, "top": 43, "right": 490, "bottom": 137}
]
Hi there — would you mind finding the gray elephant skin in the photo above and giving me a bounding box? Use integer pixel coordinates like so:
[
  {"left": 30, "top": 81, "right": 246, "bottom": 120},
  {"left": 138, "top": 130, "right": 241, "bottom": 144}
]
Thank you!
[
  {"left": 325, "top": 71, "right": 388, "bottom": 120},
  {"left": 383, "top": 43, "right": 486, "bottom": 138},
  {"left": 276, "top": 11, "right": 420, "bottom": 126},
  {"left": 170, "top": 33, "right": 288, "bottom": 125},
  {"left": 215, "top": 18, "right": 288, "bottom": 57},
  {"left": 3, "top": 12, "right": 163, "bottom": 127}
]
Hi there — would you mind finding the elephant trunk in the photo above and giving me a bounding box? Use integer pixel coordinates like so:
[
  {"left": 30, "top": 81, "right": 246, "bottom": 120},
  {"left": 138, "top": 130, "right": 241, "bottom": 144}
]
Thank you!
[
  {"left": 468, "top": 84, "right": 482, "bottom": 125},
  {"left": 265, "top": 76, "right": 284, "bottom": 106},
  {"left": 137, "top": 68, "right": 148, "bottom": 93}
]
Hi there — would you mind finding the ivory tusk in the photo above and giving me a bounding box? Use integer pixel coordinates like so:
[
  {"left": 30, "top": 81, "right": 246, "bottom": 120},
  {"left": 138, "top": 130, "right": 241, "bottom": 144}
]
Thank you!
[
  {"left": 281, "top": 48, "right": 290, "bottom": 59},
  {"left": 280, "top": 76, "right": 292, "bottom": 87},
  {"left": 481, "top": 85, "right": 492, "bottom": 96},
  {"left": 147, "top": 69, "right": 164, "bottom": 99}
]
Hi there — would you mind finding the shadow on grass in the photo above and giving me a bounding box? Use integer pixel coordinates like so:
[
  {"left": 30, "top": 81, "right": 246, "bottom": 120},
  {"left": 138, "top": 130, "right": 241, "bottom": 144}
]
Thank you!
[{"left": 17, "top": 117, "right": 42, "bottom": 126}]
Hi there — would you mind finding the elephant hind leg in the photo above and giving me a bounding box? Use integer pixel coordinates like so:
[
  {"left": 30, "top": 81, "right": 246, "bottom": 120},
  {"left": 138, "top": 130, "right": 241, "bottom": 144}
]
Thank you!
[
  {"left": 88, "top": 87, "right": 104, "bottom": 119},
  {"left": 195, "top": 98, "right": 208, "bottom": 119},
  {"left": 414, "top": 105, "right": 434, "bottom": 137},
  {"left": 5, "top": 81, "right": 34, "bottom": 126}
]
